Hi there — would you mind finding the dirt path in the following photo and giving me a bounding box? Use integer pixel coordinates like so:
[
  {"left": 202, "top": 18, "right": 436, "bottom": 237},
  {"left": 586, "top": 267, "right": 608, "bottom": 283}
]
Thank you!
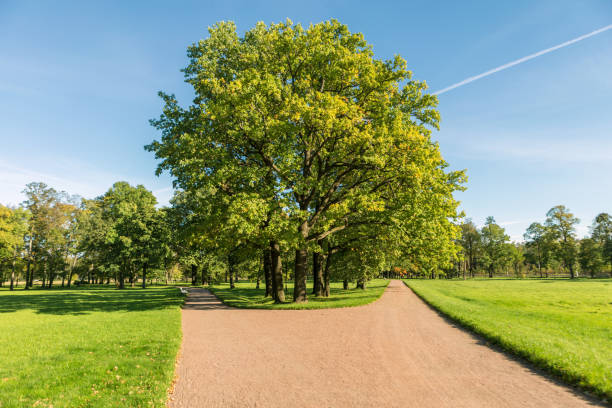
[{"left": 169, "top": 280, "right": 601, "bottom": 407}]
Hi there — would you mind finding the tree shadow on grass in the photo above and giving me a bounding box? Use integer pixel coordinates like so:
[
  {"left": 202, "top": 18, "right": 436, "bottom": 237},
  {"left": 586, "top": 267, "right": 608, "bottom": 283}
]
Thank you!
[
  {"left": 0, "top": 286, "right": 184, "bottom": 315},
  {"left": 206, "top": 284, "right": 386, "bottom": 310}
]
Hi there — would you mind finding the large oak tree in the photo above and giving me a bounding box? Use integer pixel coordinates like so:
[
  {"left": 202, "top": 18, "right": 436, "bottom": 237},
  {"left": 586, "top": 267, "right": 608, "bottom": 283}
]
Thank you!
[{"left": 147, "top": 20, "right": 465, "bottom": 302}]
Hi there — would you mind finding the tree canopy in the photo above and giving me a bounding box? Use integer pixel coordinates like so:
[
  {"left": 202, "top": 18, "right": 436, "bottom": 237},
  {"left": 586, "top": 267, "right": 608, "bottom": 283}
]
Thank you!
[{"left": 146, "top": 19, "right": 465, "bottom": 302}]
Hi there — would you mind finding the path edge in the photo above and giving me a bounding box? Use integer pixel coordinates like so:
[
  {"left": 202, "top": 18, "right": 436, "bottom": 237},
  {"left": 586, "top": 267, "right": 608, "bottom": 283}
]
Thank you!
[
  {"left": 401, "top": 280, "right": 610, "bottom": 406},
  {"left": 166, "top": 287, "right": 188, "bottom": 407}
]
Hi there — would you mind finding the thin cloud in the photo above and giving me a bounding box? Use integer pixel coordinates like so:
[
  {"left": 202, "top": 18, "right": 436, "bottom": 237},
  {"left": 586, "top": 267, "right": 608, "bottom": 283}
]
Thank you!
[
  {"left": 499, "top": 220, "right": 523, "bottom": 227},
  {"left": 456, "top": 133, "right": 612, "bottom": 164},
  {"left": 434, "top": 24, "right": 612, "bottom": 95}
]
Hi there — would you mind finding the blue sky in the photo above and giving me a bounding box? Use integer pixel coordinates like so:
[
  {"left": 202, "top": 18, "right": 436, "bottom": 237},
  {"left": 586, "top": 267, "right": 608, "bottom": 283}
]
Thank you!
[{"left": 1, "top": 1, "right": 611, "bottom": 241}]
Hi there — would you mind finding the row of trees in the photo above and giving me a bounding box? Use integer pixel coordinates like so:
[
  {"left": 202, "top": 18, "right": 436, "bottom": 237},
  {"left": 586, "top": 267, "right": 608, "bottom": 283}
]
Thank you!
[
  {"left": 456, "top": 206, "right": 612, "bottom": 279},
  {"left": 0, "top": 183, "right": 81, "bottom": 290},
  {"left": 3, "top": 184, "right": 607, "bottom": 292},
  {"left": 0, "top": 182, "right": 162, "bottom": 290},
  {"left": 0, "top": 181, "right": 238, "bottom": 291}
]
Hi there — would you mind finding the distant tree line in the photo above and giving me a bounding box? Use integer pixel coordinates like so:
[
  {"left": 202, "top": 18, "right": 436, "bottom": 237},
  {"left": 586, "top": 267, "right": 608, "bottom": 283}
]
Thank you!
[
  {"left": 0, "top": 181, "right": 253, "bottom": 290},
  {"left": 453, "top": 206, "right": 612, "bottom": 279},
  {"left": 2, "top": 184, "right": 608, "bottom": 291}
]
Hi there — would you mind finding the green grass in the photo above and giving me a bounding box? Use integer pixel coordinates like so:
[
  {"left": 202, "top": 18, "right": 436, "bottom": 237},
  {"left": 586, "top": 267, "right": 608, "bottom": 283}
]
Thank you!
[
  {"left": 208, "top": 279, "right": 389, "bottom": 309},
  {"left": 403, "top": 279, "right": 612, "bottom": 400},
  {"left": 0, "top": 286, "right": 183, "bottom": 408}
]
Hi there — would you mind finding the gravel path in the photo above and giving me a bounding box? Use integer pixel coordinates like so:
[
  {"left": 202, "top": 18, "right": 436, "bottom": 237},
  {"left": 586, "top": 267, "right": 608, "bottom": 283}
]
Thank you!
[{"left": 168, "top": 280, "right": 601, "bottom": 407}]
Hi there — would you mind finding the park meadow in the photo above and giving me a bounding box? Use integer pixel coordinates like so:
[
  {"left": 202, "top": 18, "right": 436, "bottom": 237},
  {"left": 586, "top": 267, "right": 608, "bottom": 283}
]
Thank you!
[{"left": 1, "top": 17, "right": 610, "bottom": 408}]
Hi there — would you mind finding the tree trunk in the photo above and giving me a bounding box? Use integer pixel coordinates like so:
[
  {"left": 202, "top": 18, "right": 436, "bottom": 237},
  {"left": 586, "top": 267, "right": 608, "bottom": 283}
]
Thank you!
[
  {"left": 313, "top": 250, "right": 324, "bottom": 296},
  {"left": 142, "top": 263, "right": 148, "bottom": 289},
  {"left": 263, "top": 249, "right": 272, "bottom": 297},
  {"left": 25, "top": 239, "right": 33, "bottom": 289},
  {"left": 67, "top": 257, "right": 76, "bottom": 288},
  {"left": 293, "top": 248, "right": 308, "bottom": 303},
  {"left": 323, "top": 251, "right": 331, "bottom": 297},
  {"left": 293, "top": 221, "right": 309, "bottom": 303},
  {"left": 191, "top": 264, "right": 197, "bottom": 286},
  {"left": 10, "top": 250, "right": 17, "bottom": 291},
  {"left": 343, "top": 279, "right": 349, "bottom": 290},
  {"left": 129, "top": 264, "right": 135, "bottom": 287},
  {"left": 356, "top": 278, "right": 366, "bottom": 289},
  {"left": 468, "top": 256, "right": 473, "bottom": 278},
  {"left": 118, "top": 264, "right": 125, "bottom": 289},
  {"left": 312, "top": 251, "right": 319, "bottom": 295},
  {"left": 24, "top": 262, "right": 30, "bottom": 289},
  {"left": 201, "top": 266, "right": 207, "bottom": 286},
  {"left": 270, "top": 241, "right": 285, "bottom": 303},
  {"left": 228, "top": 256, "right": 235, "bottom": 289},
  {"left": 29, "top": 263, "right": 35, "bottom": 287},
  {"left": 538, "top": 262, "right": 542, "bottom": 278}
]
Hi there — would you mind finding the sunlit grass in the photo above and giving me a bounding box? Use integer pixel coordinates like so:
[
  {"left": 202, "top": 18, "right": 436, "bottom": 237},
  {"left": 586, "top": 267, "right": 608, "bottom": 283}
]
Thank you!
[
  {"left": 208, "top": 279, "right": 389, "bottom": 309},
  {"left": 403, "top": 279, "right": 612, "bottom": 400},
  {"left": 0, "top": 286, "right": 183, "bottom": 408}
]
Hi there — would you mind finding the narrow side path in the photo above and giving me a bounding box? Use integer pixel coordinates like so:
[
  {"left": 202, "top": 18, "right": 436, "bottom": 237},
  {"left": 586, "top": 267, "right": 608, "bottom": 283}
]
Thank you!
[{"left": 169, "top": 280, "right": 601, "bottom": 408}]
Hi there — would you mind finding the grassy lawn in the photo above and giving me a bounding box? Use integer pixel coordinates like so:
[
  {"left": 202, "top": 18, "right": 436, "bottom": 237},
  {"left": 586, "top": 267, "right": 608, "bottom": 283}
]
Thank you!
[
  {"left": 208, "top": 279, "right": 389, "bottom": 309},
  {"left": 403, "top": 279, "right": 612, "bottom": 400},
  {"left": 0, "top": 286, "right": 183, "bottom": 408}
]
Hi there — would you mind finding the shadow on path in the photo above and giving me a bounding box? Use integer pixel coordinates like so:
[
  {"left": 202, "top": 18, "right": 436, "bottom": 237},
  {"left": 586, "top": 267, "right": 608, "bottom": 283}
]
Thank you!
[{"left": 182, "top": 288, "right": 231, "bottom": 310}]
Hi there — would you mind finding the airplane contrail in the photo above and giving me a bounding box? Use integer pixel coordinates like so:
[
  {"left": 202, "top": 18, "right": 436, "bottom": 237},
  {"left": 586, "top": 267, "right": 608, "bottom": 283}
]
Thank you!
[{"left": 433, "top": 24, "right": 612, "bottom": 95}]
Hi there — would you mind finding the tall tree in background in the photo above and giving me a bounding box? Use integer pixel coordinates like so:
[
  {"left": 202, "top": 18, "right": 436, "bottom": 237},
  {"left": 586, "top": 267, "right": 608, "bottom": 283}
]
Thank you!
[
  {"left": 98, "top": 182, "right": 159, "bottom": 289},
  {"left": 459, "top": 219, "right": 480, "bottom": 278},
  {"left": 480, "top": 216, "right": 510, "bottom": 278},
  {"left": 506, "top": 243, "right": 524, "bottom": 277},
  {"left": 59, "top": 203, "right": 80, "bottom": 287},
  {"left": 21, "top": 183, "right": 63, "bottom": 288},
  {"left": 524, "top": 222, "right": 549, "bottom": 278},
  {"left": 77, "top": 198, "right": 112, "bottom": 284},
  {"left": 0, "top": 206, "right": 30, "bottom": 290},
  {"left": 592, "top": 213, "right": 612, "bottom": 274},
  {"left": 147, "top": 19, "right": 464, "bottom": 301},
  {"left": 545, "top": 205, "right": 579, "bottom": 279},
  {"left": 579, "top": 238, "right": 603, "bottom": 278}
]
